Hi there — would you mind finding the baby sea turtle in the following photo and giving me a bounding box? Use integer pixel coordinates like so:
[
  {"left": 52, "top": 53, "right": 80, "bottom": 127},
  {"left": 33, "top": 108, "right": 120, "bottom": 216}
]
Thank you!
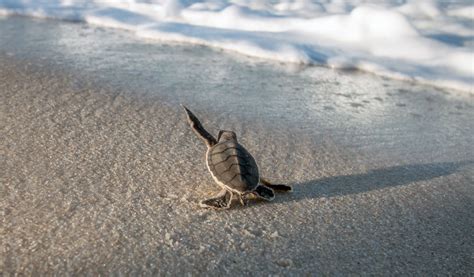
[{"left": 182, "top": 105, "right": 292, "bottom": 209}]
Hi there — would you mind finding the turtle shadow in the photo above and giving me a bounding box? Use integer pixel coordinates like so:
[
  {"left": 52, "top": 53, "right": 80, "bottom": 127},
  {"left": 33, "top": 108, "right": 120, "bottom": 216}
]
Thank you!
[{"left": 271, "top": 160, "right": 472, "bottom": 204}]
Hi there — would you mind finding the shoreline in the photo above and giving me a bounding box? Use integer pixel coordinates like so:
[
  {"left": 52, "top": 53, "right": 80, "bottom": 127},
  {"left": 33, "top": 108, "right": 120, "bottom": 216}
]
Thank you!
[{"left": 0, "top": 13, "right": 474, "bottom": 92}]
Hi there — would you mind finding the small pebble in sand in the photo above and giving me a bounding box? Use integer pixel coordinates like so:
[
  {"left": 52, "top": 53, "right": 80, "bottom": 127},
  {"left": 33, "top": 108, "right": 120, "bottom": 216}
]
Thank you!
[
  {"left": 276, "top": 258, "right": 293, "bottom": 267},
  {"left": 242, "top": 229, "right": 256, "bottom": 238},
  {"left": 270, "top": 231, "right": 279, "bottom": 238}
]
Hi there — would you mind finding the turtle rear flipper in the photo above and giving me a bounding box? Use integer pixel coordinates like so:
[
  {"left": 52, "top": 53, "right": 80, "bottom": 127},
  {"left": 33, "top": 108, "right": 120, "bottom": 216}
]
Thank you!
[
  {"left": 199, "top": 189, "right": 232, "bottom": 209},
  {"left": 254, "top": 185, "right": 275, "bottom": 201},
  {"left": 260, "top": 178, "right": 292, "bottom": 192}
]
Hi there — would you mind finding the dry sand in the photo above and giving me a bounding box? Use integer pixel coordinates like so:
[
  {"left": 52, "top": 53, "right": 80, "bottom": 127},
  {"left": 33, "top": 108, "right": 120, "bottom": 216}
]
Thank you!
[{"left": 1, "top": 16, "right": 474, "bottom": 275}]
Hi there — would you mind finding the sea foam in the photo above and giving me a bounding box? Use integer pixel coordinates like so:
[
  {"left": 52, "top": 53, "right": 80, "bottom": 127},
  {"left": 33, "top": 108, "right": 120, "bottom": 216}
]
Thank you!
[{"left": 1, "top": 0, "right": 472, "bottom": 92}]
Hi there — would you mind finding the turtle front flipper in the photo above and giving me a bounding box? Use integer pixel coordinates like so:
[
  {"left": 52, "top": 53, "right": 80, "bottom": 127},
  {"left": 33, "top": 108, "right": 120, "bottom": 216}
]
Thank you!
[
  {"left": 253, "top": 185, "right": 275, "bottom": 201},
  {"left": 182, "top": 105, "right": 217, "bottom": 148},
  {"left": 199, "top": 189, "right": 232, "bottom": 209},
  {"left": 260, "top": 177, "right": 292, "bottom": 192}
]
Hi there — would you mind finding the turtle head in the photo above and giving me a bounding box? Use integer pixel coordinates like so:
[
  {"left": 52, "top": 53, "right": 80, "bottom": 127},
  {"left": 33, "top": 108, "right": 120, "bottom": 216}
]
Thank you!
[{"left": 217, "top": 130, "right": 237, "bottom": 142}]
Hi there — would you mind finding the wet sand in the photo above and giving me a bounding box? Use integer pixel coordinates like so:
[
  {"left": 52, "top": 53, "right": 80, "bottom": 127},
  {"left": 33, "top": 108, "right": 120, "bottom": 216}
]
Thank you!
[{"left": 1, "top": 16, "right": 474, "bottom": 275}]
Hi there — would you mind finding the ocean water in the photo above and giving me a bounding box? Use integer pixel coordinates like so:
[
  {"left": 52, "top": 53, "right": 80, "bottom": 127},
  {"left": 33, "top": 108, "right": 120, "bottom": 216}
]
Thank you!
[{"left": 0, "top": 0, "right": 473, "bottom": 92}]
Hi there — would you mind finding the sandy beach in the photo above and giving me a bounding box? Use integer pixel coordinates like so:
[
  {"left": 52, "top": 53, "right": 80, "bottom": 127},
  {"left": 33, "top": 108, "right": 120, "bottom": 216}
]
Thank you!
[{"left": 1, "top": 16, "right": 473, "bottom": 275}]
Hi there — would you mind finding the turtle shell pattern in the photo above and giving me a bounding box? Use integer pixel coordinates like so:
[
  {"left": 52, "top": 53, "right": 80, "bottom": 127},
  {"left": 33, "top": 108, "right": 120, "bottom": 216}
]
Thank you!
[{"left": 207, "top": 139, "right": 259, "bottom": 193}]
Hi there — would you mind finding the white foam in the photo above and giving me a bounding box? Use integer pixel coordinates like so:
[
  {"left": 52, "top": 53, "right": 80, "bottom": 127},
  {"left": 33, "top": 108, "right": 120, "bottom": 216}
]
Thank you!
[{"left": 1, "top": 0, "right": 473, "bottom": 92}]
